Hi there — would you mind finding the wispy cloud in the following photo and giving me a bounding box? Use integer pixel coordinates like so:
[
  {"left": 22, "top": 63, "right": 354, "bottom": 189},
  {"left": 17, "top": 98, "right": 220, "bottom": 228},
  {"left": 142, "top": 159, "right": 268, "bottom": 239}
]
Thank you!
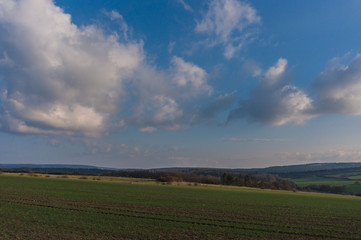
[
  {"left": 221, "top": 137, "right": 288, "bottom": 143},
  {"left": 195, "top": 0, "right": 261, "bottom": 59},
  {"left": 240, "top": 60, "right": 262, "bottom": 77},
  {"left": 177, "top": 0, "right": 193, "bottom": 12},
  {"left": 138, "top": 127, "right": 157, "bottom": 134},
  {"left": 168, "top": 41, "right": 176, "bottom": 54},
  {"left": 80, "top": 138, "right": 186, "bottom": 168},
  {"left": 103, "top": 10, "right": 130, "bottom": 40},
  {"left": 279, "top": 148, "right": 361, "bottom": 164}
]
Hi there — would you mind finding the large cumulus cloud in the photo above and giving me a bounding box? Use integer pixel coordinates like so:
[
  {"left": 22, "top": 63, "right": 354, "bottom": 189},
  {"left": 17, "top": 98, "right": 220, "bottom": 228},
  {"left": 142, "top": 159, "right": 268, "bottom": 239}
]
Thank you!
[
  {"left": 128, "top": 57, "right": 234, "bottom": 132},
  {"left": 0, "top": 0, "right": 233, "bottom": 136},
  {"left": 0, "top": 0, "right": 143, "bottom": 135}
]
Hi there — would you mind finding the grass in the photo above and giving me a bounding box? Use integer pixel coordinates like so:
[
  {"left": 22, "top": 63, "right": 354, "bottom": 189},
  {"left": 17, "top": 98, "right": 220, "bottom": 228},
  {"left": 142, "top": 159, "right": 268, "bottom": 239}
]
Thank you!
[
  {"left": 1, "top": 172, "right": 157, "bottom": 183},
  {"left": 292, "top": 175, "right": 361, "bottom": 194},
  {"left": 1, "top": 173, "right": 361, "bottom": 239},
  {"left": 348, "top": 175, "right": 361, "bottom": 180},
  {"left": 326, "top": 172, "right": 361, "bottom": 178},
  {"left": 292, "top": 176, "right": 352, "bottom": 187}
]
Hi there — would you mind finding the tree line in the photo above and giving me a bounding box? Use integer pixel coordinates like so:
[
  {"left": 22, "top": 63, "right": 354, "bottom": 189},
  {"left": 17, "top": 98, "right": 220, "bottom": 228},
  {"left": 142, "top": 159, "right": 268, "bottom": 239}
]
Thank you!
[
  {"left": 0, "top": 167, "right": 354, "bottom": 195},
  {"left": 220, "top": 173, "right": 297, "bottom": 191}
]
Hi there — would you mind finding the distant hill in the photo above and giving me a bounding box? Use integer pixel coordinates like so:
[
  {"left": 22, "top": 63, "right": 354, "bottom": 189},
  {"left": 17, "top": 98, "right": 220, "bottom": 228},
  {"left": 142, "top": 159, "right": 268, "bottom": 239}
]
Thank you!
[
  {"left": 153, "top": 162, "right": 361, "bottom": 174},
  {"left": 239, "top": 162, "right": 361, "bottom": 174},
  {"left": 0, "top": 164, "right": 119, "bottom": 175},
  {"left": 2, "top": 162, "right": 361, "bottom": 196},
  {"left": 2, "top": 162, "right": 361, "bottom": 175},
  {"left": 0, "top": 164, "right": 106, "bottom": 170}
]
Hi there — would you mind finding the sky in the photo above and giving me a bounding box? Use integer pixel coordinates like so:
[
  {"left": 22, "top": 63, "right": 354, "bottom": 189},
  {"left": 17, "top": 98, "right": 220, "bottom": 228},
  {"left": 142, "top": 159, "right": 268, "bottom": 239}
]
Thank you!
[{"left": 1, "top": 0, "right": 361, "bottom": 169}]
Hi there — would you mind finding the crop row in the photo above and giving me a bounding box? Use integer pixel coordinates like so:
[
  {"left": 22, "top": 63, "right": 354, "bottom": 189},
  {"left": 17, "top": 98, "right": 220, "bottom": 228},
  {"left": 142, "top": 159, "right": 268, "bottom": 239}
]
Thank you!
[{"left": 0, "top": 195, "right": 358, "bottom": 240}]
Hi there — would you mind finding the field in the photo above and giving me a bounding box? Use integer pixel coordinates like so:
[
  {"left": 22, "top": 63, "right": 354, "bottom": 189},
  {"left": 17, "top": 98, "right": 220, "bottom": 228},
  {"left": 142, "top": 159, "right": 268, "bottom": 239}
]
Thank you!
[
  {"left": 291, "top": 174, "right": 361, "bottom": 194},
  {"left": 1, "top": 173, "right": 361, "bottom": 239}
]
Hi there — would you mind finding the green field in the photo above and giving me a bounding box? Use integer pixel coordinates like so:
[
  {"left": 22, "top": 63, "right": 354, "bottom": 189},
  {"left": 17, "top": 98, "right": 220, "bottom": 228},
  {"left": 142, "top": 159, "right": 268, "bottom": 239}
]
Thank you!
[
  {"left": 347, "top": 175, "right": 361, "bottom": 180},
  {"left": 1, "top": 174, "right": 361, "bottom": 239},
  {"left": 292, "top": 176, "right": 351, "bottom": 186},
  {"left": 292, "top": 176, "right": 361, "bottom": 194}
]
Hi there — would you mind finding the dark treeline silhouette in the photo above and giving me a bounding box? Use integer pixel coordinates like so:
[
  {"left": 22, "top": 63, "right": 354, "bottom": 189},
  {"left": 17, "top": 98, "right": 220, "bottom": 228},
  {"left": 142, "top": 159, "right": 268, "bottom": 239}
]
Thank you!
[
  {"left": 153, "top": 170, "right": 297, "bottom": 191},
  {"left": 220, "top": 173, "right": 297, "bottom": 191},
  {"left": 103, "top": 169, "right": 220, "bottom": 184},
  {"left": 1, "top": 167, "right": 295, "bottom": 191}
]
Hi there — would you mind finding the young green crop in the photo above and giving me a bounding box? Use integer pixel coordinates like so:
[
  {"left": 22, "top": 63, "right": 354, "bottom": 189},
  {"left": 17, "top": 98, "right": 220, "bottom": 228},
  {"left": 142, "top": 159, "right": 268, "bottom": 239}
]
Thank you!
[{"left": 1, "top": 174, "right": 361, "bottom": 239}]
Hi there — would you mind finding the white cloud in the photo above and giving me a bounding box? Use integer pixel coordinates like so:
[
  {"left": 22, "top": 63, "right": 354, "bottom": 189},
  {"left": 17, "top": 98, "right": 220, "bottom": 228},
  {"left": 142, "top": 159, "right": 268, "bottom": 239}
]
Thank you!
[
  {"left": 128, "top": 56, "right": 220, "bottom": 131},
  {"left": 129, "top": 65, "right": 184, "bottom": 130},
  {"left": 2, "top": 112, "right": 59, "bottom": 134},
  {"left": 228, "top": 54, "right": 361, "bottom": 127},
  {"left": 152, "top": 96, "right": 183, "bottom": 124},
  {"left": 177, "top": 0, "right": 193, "bottom": 12},
  {"left": 138, "top": 126, "right": 157, "bottom": 133},
  {"left": 222, "top": 137, "right": 288, "bottom": 143},
  {"left": 313, "top": 54, "right": 361, "bottom": 115},
  {"left": 240, "top": 60, "right": 262, "bottom": 77},
  {"left": 228, "top": 58, "right": 314, "bottom": 126},
  {"left": 264, "top": 58, "right": 287, "bottom": 85},
  {"left": 0, "top": 51, "right": 13, "bottom": 66},
  {"left": 280, "top": 149, "right": 361, "bottom": 164},
  {"left": 168, "top": 41, "right": 176, "bottom": 54},
  {"left": 171, "top": 56, "right": 213, "bottom": 97},
  {"left": 103, "top": 10, "right": 129, "bottom": 40},
  {"left": 0, "top": 0, "right": 239, "bottom": 136},
  {"left": 108, "top": 10, "right": 123, "bottom": 21},
  {"left": 195, "top": 0, "right": 260, "bottom": 59},
  {"left": 0, "top": 0, "right": 143, "bottom": 136}
]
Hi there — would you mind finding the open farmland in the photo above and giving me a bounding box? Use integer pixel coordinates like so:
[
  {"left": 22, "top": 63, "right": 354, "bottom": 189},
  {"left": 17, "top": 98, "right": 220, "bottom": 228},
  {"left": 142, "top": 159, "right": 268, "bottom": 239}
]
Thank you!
[
  {"left": 1, "top": 174, "right": 361, "bottom": 239},
  {"left": 289, "top": 168, "right": 361, "bottom": 195},
  {"left": 292, "top": 176, "right": 361, "bottom": 193}
]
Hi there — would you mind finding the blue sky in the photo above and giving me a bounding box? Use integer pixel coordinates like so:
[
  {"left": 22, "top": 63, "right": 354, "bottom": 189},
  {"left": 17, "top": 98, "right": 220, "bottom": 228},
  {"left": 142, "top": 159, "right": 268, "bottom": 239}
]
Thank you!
[{"left": 1, "top": 0, "right": 361, "bottom": 168}]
